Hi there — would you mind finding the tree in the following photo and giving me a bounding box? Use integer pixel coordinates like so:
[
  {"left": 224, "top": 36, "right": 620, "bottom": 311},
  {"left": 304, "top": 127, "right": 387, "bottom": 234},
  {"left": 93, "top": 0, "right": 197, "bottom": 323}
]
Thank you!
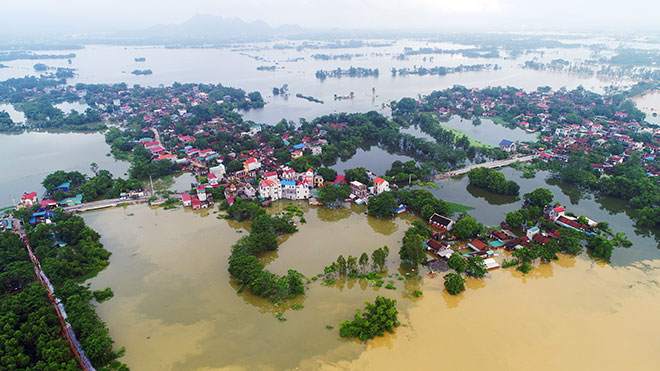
[
  {"left": 347, "top": 255, "right": 358, "bottom": 275},
  {"left": 371, "top": 247, "right": 387, "bottom": 270},
  {"left": 443, "top": 273, "right": 466, "bottom": 295},
  {"left": 367, "top": 192, "right": 397, "bottom": 218},
  {"left": 538, "top": 240, "right": 559, "bottom": 263},
  {"left": 524, "top": 188, "right": 554, "bottom": 207},
  {"left": 317, "top": 184, "right": 351, "bottom": 205},
  {"left": 344, "top": 167, "right": 369, "bottom": 184},
  {"left": 336, "top": 255, "right": 347, "bottom": 276},
  {"left": 465, "top": 255, "right": 488, "bottom": 278},
  {"left": 513, "top": 246, "right": 538, "bottom": 274},
  {"left": 587, "top": 235, "right": 614, "bottom": 261},
  {"left": 316, "top": 167, "right": 337, "bottom": 182},
  {"left": 505, "top": 210, "right": 525, "bottom": 229},
  {"left": 452, "top": 215, "right": 484, "bottom": 240},
  {"left": 399, "top": 234, "right": 426, "bottom": 266},
  {"left": 447, "top": 253, "right": 467, "bottom": 274},
  {"left": 359, "top": 253, "right": 369, "bottom": 273},
  {"left": 339, "top": 296, "right": 400, "bottom": 341}
]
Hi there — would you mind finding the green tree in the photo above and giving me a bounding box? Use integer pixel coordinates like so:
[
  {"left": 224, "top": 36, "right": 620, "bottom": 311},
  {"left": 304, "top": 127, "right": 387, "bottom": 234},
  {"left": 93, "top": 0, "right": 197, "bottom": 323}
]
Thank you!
[
  {"left": 452, "top": 215, "right": 484, "bottom": 240},
  {"left": 337, "top": 255, "right": 347, "bottom": 276},
  {"left": 447, "top": 253, "right": 468, "bottom": 274},
  {"left": 524, "top": 188, "right": 554, "bottom": 207},
  {"left": 513, "top": 246, "right": 538, "bottom": 274},
  {"left": 505, "top": 210, "right": 525, "bottom": 228},
  {"left": 367, "top": 192, "right": 397, "bottom": 218},
  {"left": 399, "top": 233, "right": 426, "bottom": 266},
  {"left": 443, "top": 273, "right": 466, "bottom": 295},
  {"left": 359, "top": 252, "right": 369, "bottom": 273},
  {"left": 339, "top": 296, "right": 400, "bottom": 341},
  {"left": 465, "top": 255, "right": 488, "bottom": 278}
]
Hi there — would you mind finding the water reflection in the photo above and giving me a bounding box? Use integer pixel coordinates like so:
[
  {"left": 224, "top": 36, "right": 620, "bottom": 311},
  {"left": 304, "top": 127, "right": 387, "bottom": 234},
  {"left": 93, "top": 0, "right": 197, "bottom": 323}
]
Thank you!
[{"left": 465, "top": 183, "right": 518, "bottom": 205}]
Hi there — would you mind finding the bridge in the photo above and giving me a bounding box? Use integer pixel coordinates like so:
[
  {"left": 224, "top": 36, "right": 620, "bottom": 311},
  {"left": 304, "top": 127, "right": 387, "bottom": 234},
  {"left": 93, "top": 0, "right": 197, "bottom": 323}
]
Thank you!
[{"left": 434, "top": 154, "right": 537, "bottom": 180}]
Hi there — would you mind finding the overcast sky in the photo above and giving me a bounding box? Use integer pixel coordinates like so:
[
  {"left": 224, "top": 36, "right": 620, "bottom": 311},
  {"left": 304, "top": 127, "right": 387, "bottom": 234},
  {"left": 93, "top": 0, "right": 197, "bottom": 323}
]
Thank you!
[{"left": 2, "top": 0, "right": 660, "bottom": 37}]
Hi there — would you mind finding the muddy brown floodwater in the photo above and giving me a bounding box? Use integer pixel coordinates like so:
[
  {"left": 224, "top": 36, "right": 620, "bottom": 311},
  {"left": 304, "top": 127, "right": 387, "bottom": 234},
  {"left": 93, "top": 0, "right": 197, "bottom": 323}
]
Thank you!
[{"left": 84, "top": 200, "right": 660, "bottom": 371}]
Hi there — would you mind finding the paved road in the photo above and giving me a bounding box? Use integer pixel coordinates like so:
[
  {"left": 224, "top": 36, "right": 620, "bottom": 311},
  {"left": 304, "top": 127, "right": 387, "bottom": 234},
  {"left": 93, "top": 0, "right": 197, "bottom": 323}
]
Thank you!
[
  {"left": 62, "top": 196, "right": 150, "bottom": 213},
  {"left": 435, "top": 155, "right": 537, "bottom": 180}
]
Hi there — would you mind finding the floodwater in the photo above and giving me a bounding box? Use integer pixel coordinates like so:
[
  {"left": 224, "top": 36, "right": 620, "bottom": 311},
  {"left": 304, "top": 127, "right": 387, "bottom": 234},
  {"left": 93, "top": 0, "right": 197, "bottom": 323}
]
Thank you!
[
  {"left": 84, "top": 198, "right": 660, "bottom": 370},
  {"left": 330, "top": 146, "right": 414, "bottom": 176},
  {"left": 401, "top": 116, "right": 537, "bottom": 147},
  {"left": 0, "top": 132, "right": 129, "bottom": 207},
  {"left": 84, "top": 202, "right": 421, "bottom": 370},
  {"left": 0, "top": 41, "right": 639, "bottom": 124},
  {"left": 633, "top": 91, "right": 660, "bottom": 125}
]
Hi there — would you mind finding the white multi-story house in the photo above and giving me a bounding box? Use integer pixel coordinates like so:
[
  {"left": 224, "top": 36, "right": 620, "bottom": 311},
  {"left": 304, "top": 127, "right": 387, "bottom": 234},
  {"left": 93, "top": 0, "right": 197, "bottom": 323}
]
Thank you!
[
  {"left": 295, "top": 181, "right": 310, "bottom": 199},
  {"left": 281, "top": 180, "right": 297, "bottom": 199},
  {"left": 259, "top": 179, "right": 282, "bottom": 200},
  {"left": 243, "top": 157, "right": 261, "bottom": 172},
  {"left": 372, "top": 177, "right": 390, "bottom": 195},
  {"left": 209, "top": 164, "right": 226, "bottom": 179}
]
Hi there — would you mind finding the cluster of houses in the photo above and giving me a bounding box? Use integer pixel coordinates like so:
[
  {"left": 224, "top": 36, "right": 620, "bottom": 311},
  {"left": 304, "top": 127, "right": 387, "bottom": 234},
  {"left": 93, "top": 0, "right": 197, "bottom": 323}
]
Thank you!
[
  {"left": 422, "top": 201, "right": 603, "bottom": 273},
  {"left": 416, "top": 85, "right": 660, "bottom": 178},
  {"left": 424, "top": 213, "right": 501, "bottom": 272}
]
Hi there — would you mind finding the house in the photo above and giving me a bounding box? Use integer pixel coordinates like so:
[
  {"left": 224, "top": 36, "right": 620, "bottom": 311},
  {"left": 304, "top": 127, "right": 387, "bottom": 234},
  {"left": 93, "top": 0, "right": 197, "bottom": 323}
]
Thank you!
[
  {"left": 54, "top": 182, "right": 71, "bottom": 192},
  {"left": 532, "top": 233, "right": 551, "bottom": 245},
  {"left": 263, "top": 171, "right": 278, "bottom": 182},
  {"left": 304, "top": 169, "right": 314, "bottom": 186},
  {"left": 428, "top": 213, "right": 455, "bottom": 231},
  {"left": 241, "top": 183, "right": 257, "bottom": 199},
  {"left": 40, "top": 199, "right": 58, "bottom": 209},
  {"left": 483, "top": 258, "right": 500, "bottom": 270},
  {"left": 350, "top": 181, "right": 369, "bottom": 199},
  {"left": 555, "top": 215, "right": 583, "bottom": 231},
  {"left": 526, "top": 226, "right": 540, "bottom": 240},
  {"left": 243, "top": 157, "right": 261, "bottom": 173},
  {"left": 19, "top": 192, "right": 38, "bottom": 208},
  {"left": 182, "top": 193, "right": 192, "bottom": 207},
  {"left": 196, "top": 186, "right": 207, "bottom": 202},
  {"left": 372, "top": 177, "right": 389, "bottom": 195},
  {"left": 281, "top": 180, "right": 297, "bottom": 199},
  {"left": 259, "top": 179, "right": 282, "bottom": 201},
  {"left": 296, "top": 182, "right": 310, "bottom": 199},
  {"left": 209, "top": 164, "right": 226, "bottom": 179},
  {"left": 59, "top": 194, "right": 83, "bottom": 207},
  {"left": 468, "top": 239, "right": 489, "bottom": 252},
  {"left": 282, "top": 168, "right": 296, "bottom": 181},
  {"left": 208, "top": 173, "right": 219, "bottom": 186},
  {"left": 310, "top": 146, "right": 323, "bottom": 155},
  {"left": 333, "top": 174, "right": 347, "bottom": 185},
  {"left": 30, "top": 210, "right": 54, "bottom": 225},
  {"left": 548, "top": 205, "right": 565, "bottom": 220},
  {"left": 291, "top": 150, "right": 303, "bottom": 160},
  {"left": 499, "top": 139, "right": 516, "bottom": 152}
]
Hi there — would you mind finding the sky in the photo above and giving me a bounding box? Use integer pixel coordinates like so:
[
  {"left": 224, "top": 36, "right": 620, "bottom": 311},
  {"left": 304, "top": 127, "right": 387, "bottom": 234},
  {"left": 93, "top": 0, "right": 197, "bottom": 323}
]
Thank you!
[{"left": 2, "top": 0, "right": 660, "bottom": 38}]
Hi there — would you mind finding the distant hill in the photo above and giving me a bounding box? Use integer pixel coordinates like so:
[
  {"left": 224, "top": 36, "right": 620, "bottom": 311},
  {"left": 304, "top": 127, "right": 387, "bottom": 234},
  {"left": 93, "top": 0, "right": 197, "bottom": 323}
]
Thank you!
[{"left": 113, "top": 15, "right": 304, "bottom": 43}]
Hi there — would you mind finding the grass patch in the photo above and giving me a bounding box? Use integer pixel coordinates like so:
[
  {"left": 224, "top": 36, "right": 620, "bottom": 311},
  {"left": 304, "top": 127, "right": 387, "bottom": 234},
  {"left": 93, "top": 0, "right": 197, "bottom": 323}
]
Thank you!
[{"left": 447, "top": 202, "right": 475, "bottom": 214}]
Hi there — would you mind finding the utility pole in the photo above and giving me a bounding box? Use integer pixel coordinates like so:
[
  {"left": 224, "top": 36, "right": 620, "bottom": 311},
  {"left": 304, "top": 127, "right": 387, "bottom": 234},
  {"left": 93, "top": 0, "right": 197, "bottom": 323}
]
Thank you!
[{"left": 149, "top": 175, "right": 155, "bottom": 196}]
